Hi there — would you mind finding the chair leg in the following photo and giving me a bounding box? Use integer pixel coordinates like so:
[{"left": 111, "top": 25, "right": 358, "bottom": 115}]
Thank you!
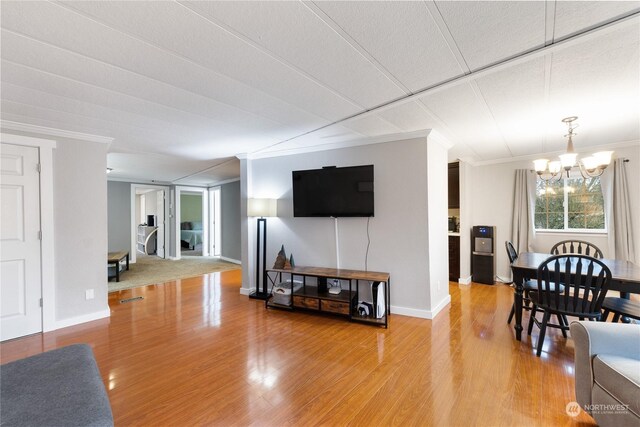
[
  {"left": 536, "top": 311, "right": 551, "bottom": 357},
  {"left": 562, "top": 315, "right": 569, "bottom": 326},
  {"left": 556, "top": 314, "right": 567, "bottom": 338},
  {"left": 507, "top": 303, "right": 515, "bottom": 324},
  {"left": 528, "top": 305, "right": 538, "bottom": 336},
  {"left": 612, "top": 313, "right": 621, "bottom": 323},
  {"left": 600, "top": 309, "right": 610, "bottom": 322}
]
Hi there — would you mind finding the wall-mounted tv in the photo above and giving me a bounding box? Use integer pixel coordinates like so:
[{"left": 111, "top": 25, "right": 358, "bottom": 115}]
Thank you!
[{"left": 292, "top": 165, "right": 374, "bottom": 217}]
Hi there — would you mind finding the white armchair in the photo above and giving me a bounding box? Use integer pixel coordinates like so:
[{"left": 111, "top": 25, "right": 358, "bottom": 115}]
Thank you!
[{"left": 570, "top": 321, "right": 640, "bottom": 426}]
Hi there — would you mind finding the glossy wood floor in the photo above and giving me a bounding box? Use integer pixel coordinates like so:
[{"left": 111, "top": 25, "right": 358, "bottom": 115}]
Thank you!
[{"left": 1, "top": 271, "right": 597, "bottom": 426}]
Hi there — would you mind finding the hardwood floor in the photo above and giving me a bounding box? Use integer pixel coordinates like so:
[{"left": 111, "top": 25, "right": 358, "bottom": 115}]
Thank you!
[{"left": 1, "top": 272, "right": 597, "bottom": 426}]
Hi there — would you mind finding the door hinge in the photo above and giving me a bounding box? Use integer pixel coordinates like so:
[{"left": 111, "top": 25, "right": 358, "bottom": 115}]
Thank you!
[
  {"left": 37, "top": 163, "right": 41, "bottom": 173},
  {"left": 39, "top": 298, "right": 43, "bottom": 307},
  {"left": 38, "top": 230, "right": 42, "bottom": 240}
]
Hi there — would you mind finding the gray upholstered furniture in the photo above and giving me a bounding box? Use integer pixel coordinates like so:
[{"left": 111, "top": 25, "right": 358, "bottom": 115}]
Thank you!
[
  {"left": 0, "top": 344, "right": 113, "bottom": 427},
  {"left": 571, "top": 321, "right": 640, "bottom": 426}
]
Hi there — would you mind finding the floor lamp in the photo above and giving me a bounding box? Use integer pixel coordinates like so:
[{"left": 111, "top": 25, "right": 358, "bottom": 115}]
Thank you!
[{"left": 248, "top": 198, "right": 277, "bottom": 300}]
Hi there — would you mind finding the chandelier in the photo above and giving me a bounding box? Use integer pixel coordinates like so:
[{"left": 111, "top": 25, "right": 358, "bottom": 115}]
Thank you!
[{"left": 533, "top": 116, "right": 613, "bottom": 182}]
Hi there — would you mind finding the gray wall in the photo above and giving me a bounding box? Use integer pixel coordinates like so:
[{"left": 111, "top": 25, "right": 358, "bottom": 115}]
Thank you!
[
  {"left": 221, "top": 180, "right": 240, "bottom": 261},
  {"left": 245, "top": 137, "right": 437, "bottom": 314},
  {"left": 107, "top": 181, "right": 131, "bottom": 252},
  {"left": 53, "top": 137, "right": 109, "bottom": 321}
]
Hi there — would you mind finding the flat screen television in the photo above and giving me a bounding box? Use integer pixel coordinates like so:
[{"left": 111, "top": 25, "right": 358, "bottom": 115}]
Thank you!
[{"left": 292, "top": 165, "right": 374, "bottom": 217}]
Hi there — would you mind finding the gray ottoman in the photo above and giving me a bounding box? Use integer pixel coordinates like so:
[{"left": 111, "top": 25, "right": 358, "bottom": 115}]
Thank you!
[{"left": 1, "top": 344, "right": 113, "bottom": 427}]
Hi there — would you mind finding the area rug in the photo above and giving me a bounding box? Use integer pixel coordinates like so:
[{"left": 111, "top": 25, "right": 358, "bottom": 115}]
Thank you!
[{"left": 108, "top": 255, "right": 240, "bottom": 293}]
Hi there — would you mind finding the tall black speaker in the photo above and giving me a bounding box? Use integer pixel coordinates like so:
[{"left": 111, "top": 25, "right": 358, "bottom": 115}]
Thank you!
[{"left": 472, "top": 226, "right": 496, "bottom": 285}]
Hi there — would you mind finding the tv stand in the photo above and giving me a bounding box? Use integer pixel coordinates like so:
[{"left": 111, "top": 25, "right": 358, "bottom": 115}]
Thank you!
[{"left": 265, "top": 266, "right": 390, "bottom": 328}]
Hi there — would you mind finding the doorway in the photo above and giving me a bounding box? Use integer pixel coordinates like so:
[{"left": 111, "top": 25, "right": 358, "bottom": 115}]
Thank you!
[
  {"left": 175, "top": 186, "right": 209, "bottom": 259},
  {"left": 130, "top": 184, "right": 169, "bottom": 264}
]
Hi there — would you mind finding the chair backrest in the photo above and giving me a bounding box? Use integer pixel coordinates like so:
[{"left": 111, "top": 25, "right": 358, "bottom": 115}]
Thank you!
[
  {"left": 505, "top": 241, "right": 518, "bottom": 264},
  {"left": 550, "top": 240, "right": 603, "bottom": 258},
  {"left": 536, "top": 254, "right": 611, "bottom": 316}
]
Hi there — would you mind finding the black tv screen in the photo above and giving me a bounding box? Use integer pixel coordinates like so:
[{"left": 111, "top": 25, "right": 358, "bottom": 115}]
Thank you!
[{"left": 292, "top": 165, "right": 374, "bottom": 217}]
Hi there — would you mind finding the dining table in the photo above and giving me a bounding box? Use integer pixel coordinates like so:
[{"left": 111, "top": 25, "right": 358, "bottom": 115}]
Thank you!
[{"left": 510, "top": 252, "right": 640, "bottom": 341}]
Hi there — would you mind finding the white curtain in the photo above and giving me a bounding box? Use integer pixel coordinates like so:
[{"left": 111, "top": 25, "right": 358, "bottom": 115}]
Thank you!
[
  {"left": 511, "top": 169, "right": 537, "bottom": 254},
  {"left": 601, "top": 159, "right": 636, "bottom": 262}
]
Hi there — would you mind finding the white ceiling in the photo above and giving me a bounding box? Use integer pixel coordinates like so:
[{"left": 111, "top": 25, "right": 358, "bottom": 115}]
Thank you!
[{"left": 1, "top": 1, "right": 639, "bottom": 185}]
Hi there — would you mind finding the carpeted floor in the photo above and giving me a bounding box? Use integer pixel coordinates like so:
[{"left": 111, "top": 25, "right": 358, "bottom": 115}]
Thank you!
[{"left": 108, "top": 254, "right": 240, "bottom": 293}]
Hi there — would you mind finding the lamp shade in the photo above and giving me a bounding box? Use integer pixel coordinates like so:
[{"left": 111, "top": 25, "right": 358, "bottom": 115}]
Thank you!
[{"left": 247, "top": 198, "right": 278, "bottom": 217}]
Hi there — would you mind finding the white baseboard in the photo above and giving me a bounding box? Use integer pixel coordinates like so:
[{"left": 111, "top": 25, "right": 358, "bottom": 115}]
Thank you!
[
  {"left": 220, "top": 256, "right": 241, "bottom": 264},
  {"left": 53, "top": 308, "right": 111, "bottom": 331},
  {"left": 458, "top": 276, "right": 472, "bottom": 285},
  {"left": 390, "top": 305, "right": 431, "bottom": 319},
  {"left": 427, "top": 295, "right": 451, "bottom": 318},
  {"left": 391, "top": 294, "right": 451, "bottom": 320},
  {"left": 239, "top": 287, "right": 252, "bottom": 296}
]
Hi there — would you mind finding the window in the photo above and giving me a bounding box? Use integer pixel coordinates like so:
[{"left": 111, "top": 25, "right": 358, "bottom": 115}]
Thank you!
[{"left": 534, "top": 174, "right": 605, "bottom": 231}]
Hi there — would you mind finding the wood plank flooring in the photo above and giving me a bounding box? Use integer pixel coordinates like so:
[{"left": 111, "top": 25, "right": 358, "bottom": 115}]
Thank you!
[{"left": 1, "top": 271, "right": 597, "bottom": 426}]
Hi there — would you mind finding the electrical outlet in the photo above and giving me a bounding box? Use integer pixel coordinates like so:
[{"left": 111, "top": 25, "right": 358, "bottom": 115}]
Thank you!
[{"left": 85, "top": 289, "right": 94, "bottom": 300}]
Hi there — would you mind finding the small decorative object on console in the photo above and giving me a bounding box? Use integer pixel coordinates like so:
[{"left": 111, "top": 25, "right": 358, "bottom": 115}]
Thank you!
[{"left": 273, "top": 245, "right": 287, "bottom": 269}]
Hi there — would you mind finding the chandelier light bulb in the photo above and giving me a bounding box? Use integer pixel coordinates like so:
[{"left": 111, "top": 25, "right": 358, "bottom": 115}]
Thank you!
[
  {"left": 533, "top": 159, "right": 549, "bottom": 172},
  {"left": 581, "top": 156, "right": 599, "bottom": 172},
  {"left": 532, "top": 116, "right": 614, "bottom": 182},
  {"left": 593, "top": 151, "right": 613, "bottom": 167},
  {"left": 548, "top": 161, "right": 561, "bottom": 174}
]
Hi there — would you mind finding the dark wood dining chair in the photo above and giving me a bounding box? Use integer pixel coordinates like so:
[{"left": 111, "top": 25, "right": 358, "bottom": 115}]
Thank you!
[
  {"left": 506, "top": 241, "right": 566, "bottom": 326},
  {"left": 550, "top": 240, "right": 603, "bottom": 258},
  {"left": 506, "top": 241, "right": 535, "bottom": 324},
  {"left": 528, "top": 255, "right": 612, "bottom": 357},
  {"left": 601, "top": 297, "right": 640, "bottom": 322}
]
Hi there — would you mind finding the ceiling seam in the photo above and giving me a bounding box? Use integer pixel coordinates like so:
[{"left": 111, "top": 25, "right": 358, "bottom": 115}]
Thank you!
[
  {"left": 544, "top": 0, "right": 557, "bottom": 46},
  {"left": 252, "top": 12, "right": 640, "bottom": 154},
  {"left": 303, "top": 0, "right": 412, "bottom": 95},
  {"left": 423, "top": 1, "right": 471, "bottom": 73},
  {"left": 425, "top": 0, "right": 510, "bottom": 157},
  {"left": 302, "top": 1, "right": 412, "bottom": 132},
  {"left": 0, "top": 53, "right": 287, "bottom": 129},
  {"left": 43, "top": 1, "right": 338, "bottom": 125},
  {"left": 468, "top": 80, "right": 513, "bottom": 157},
  {"left": 0, "top": 80, "right": 251, "bottom": 136},
  {"left": 0, "top": 98, "right": 241, "bottom": 146},
  {"left": 419, "top": 0, "right": 482, "bottom": 159},
  {"left": 174, "top": 1, "right": 367, "bottom": 109}
]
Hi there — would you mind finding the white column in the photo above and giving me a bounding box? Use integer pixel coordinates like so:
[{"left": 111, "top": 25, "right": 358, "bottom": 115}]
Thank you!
[
  {"left": 426, "top": 131, "right": 453, "bottom": 318},
  {"left": 238, "top": 155, "right": 254, "bottom": 294}
]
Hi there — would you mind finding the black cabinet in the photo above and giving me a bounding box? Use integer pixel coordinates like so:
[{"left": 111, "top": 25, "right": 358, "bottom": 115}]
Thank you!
[
  {"left": 449, "top": 236, "right": 460, "bottom": 282},
  {"left": 448, "top": 162, "right": 460, "bottom": 209}
]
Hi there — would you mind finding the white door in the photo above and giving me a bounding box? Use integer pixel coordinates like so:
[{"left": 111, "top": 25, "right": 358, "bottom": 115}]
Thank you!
[
  {"left": 1, "top": 143, "right": 42, "bottom": 341},
  {"left": 156, "top": 190, "right": 165, "bottom": 258}
]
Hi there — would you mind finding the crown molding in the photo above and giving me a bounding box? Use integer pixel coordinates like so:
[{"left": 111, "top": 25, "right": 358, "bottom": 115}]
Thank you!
[
  {"left": 0, "top": 120, "right": 114, "bottom": 144},
  {"left": 467, "top": 139, "right": 640, "bottom": 167},
  {"left": 249, "top": 129, "right": 432, "bottom": 160},
  {"left": 427, "top": 130, "right": 454, "bottom": 150}
]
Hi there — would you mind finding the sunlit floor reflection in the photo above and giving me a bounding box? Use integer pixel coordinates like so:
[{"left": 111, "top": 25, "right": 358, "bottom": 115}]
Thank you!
[{"left": 202, "top": 273, "right": 222, "bottom": 327}]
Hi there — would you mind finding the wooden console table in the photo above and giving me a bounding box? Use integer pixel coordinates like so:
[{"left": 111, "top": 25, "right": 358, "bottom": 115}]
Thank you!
[{"left": 265, "top": 266, "right": 390, "bottom": 328}]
